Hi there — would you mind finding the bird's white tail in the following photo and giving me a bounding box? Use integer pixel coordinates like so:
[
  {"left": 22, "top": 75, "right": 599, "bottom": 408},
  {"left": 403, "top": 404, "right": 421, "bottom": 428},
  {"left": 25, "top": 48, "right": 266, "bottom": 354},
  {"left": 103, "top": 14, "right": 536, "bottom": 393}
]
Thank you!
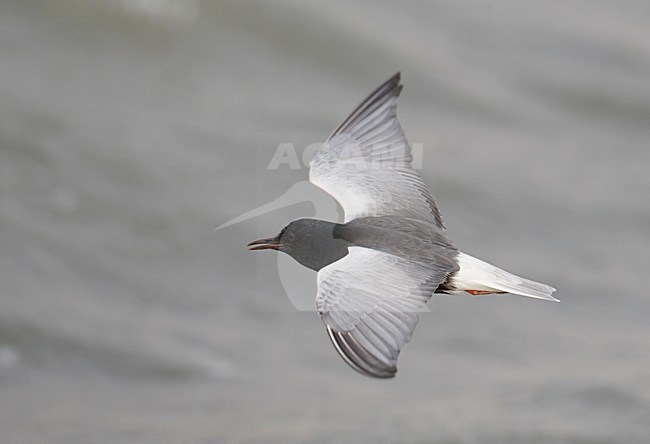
[{"left": 453, "top": 252, "right": 558, "bottom": 302}]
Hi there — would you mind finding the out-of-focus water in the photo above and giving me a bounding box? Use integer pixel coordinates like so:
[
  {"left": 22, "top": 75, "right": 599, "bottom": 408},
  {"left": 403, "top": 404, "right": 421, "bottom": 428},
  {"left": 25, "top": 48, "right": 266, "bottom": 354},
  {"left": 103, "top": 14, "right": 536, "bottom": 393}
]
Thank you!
[{"left": 1, "top": 1, "right": 649, "bottom": 442}]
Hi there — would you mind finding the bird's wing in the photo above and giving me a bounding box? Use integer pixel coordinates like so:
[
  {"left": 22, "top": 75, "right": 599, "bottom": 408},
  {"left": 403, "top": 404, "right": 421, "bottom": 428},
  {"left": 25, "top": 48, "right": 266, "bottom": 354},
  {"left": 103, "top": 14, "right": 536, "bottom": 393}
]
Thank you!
[
  {"left": 309, "top": 72, "right": 445, "bottom": 228},
  {"left": 316, "top": 246, "right": 449, "bottom": 378}
]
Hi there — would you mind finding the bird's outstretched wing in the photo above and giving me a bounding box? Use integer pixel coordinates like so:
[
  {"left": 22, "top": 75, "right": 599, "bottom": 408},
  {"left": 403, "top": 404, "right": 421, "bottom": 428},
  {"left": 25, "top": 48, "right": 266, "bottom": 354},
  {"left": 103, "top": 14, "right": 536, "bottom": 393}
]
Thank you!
[
  {"left": 316, "top": 247, "right": 449, "bottom": 378},
  {"left": 309, "top": 72, "right": 445, "bottom": 228}
]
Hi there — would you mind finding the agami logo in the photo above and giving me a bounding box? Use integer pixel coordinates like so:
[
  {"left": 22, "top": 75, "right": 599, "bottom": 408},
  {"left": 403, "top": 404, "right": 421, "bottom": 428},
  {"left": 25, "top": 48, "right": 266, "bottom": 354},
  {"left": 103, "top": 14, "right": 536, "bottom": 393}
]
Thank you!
[{"left": 217, "top": 142, "right": 425, "bottom": 312}]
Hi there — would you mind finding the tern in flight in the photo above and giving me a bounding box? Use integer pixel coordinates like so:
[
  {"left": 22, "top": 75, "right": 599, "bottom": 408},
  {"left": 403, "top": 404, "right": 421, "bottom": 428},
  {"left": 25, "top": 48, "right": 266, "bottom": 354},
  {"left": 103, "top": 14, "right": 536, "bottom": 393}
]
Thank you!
[{"left": 248, "top": 73, "right": 557, "bottom": 378}]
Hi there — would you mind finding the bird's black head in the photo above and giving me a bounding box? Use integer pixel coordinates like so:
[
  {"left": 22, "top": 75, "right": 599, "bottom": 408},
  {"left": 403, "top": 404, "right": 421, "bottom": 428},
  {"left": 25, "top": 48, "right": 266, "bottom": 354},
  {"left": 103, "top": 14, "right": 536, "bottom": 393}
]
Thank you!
[{"left": 247, "top": 218, "right": 349, "bottom": 271}]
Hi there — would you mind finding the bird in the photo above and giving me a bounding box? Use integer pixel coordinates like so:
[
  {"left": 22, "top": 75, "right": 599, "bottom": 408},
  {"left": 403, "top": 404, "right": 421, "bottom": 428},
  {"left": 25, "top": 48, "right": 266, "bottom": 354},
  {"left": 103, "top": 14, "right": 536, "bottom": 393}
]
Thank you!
[{"left": 248, "top": 73, "right": 557, "bottom": 379}]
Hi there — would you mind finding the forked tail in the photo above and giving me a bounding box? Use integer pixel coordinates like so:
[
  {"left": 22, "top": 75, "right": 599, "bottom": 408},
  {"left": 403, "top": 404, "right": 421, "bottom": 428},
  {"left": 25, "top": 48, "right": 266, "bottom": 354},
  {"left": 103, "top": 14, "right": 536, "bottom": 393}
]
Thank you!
[{"left": 453, "top": 252, "right": 558, "bottom": 302}]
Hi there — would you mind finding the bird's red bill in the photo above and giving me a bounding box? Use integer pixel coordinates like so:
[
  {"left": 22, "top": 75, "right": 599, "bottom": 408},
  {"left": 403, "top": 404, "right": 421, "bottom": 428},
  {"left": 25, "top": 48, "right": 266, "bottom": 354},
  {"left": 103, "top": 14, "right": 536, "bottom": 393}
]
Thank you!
[{"left": 247, "top": 238, "right": 281, "bottom": 251}]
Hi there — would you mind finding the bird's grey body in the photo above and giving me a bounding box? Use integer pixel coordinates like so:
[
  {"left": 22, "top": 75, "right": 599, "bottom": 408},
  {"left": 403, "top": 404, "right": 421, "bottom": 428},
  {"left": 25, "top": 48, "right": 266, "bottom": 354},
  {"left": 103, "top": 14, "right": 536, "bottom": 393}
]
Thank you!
[
  {"left": 338, "top": 216, "right": 458, "bottom": 273},
  {"left": 274, "top": 216, "right": 457, "bottom": 274},
  {"left": 249, "top": 73, "right": 557, "bottom": 378}
]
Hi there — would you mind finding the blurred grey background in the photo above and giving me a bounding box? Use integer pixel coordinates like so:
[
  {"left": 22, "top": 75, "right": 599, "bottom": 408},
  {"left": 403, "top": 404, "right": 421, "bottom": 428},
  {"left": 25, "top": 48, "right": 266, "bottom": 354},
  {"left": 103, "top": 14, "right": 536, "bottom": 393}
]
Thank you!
[{"left": 1, "top": 1, "right": 649, "bottom": 443}]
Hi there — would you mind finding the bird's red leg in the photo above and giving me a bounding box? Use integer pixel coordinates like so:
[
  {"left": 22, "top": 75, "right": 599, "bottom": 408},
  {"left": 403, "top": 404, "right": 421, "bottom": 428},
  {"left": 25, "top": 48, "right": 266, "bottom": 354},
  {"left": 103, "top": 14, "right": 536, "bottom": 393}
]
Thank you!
[{"left": 466, "top": 290, "right": 507, "bottom": 295}]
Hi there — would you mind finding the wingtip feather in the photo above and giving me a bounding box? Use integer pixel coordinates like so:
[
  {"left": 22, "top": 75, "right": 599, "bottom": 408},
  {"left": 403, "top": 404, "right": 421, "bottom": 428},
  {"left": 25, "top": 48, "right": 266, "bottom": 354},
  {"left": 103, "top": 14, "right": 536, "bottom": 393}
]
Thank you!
[{"left": 325, "top": 325, "right": 397, "bottom": 379}]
